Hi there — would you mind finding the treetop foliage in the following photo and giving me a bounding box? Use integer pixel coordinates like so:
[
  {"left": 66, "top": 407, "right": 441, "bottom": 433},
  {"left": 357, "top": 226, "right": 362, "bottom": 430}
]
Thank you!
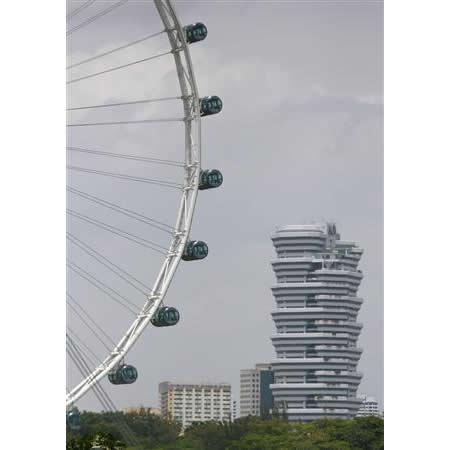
[{"left": 67, "top": 411, "right": 383, "bottom": 450}]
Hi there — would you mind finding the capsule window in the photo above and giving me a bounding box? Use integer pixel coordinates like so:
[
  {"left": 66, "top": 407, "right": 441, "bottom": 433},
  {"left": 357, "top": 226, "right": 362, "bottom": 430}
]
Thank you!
[
  {"left": 194, "top": 242, "right": 207, "bottom": 257},
  {"left": 199, "top": 169, "right": 223, "bottom": 190},
  {"left": 151, "top": 306, "right": 180, "bottom": 327},
  {"left": 200, "top": 96, "right": 223, "bottom": 116},
  {"left": 182, "top": 240, "right": 208, "bottom": 260},
  {"left": 108, "top": 364, "right": 138, "bottom": 384},
  {"left": 67, "top": 409, "right": 82, "bottom": 430},
  {"left": 185, "top": 23, "right": 208, "bottom": 44}
]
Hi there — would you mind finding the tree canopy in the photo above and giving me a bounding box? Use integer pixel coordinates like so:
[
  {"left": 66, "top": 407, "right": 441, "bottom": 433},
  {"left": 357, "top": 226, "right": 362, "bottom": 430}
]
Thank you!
[{"left": 67, "top": 411, "right": 383, "bottom": 450}]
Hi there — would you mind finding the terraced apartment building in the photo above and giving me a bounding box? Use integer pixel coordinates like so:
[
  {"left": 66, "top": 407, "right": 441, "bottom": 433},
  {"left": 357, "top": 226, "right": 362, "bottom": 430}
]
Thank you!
[{"left": 269, "top": 223, "right": 364, "bottom": 421}]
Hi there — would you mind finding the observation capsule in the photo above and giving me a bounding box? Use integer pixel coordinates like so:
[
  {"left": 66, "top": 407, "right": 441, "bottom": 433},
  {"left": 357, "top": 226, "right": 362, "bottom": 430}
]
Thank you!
[
  {"left": 199, "top": 169, "right": 223, "bottom": 190},
  {"left": 182, "top": 240, "right": 208, "bottom": 261},
  {"left": 66, "top": 407, "right": 82, "bottom": 431},
  {"left": 108, "top": 364, "right": 138, "bottom": 385},
  {"left": 184, "top": 23, "right": 208, "bottom": 44},
  {"left": 200, "top": 96, "right": 223, "bottom": 117},
  {"left": 151, "top": 306, "right": 180, "bottom": 327}
]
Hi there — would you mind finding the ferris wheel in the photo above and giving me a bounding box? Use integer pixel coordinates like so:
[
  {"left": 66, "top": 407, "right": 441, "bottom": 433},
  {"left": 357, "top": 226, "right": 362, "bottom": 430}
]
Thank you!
[{"left": 66, "top": 0, "right": 222, "bottom": 420}]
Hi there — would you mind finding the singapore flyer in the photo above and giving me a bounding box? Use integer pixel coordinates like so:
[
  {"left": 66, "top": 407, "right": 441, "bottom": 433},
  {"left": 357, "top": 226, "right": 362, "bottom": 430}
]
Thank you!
[{"left": 66, "top": 1, "right": 222, "bottom": 444}]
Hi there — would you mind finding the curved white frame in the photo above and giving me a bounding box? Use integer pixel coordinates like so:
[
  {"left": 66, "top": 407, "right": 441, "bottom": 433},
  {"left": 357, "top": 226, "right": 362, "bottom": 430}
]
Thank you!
[{"left": 67, "top": 0, "right": 202, "bottom": 408}]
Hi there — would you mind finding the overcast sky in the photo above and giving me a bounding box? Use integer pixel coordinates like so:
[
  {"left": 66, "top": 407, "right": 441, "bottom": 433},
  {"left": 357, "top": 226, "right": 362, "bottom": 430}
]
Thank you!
[{"left": 67, "top": 0, "right": 383, "bottom": 413}]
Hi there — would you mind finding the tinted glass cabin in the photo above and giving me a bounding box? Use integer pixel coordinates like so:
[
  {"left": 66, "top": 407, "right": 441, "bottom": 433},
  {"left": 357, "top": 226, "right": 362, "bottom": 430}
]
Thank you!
[
  {"left": 66, "top": 408, "right": 82, "bottom": 430},
  {"left": 199, "top": 169, "right": 223, "bottom": 190},
  {"left": 182, "top": 240, "right": 208, "bottom": 261},
  {"left": 108, "top": 364, "right": 138, "bottom": 385},
  {"left": 184, "top": 23, "right": 207, "bottom": 44},
  {"left": 200, "top": 96, "right": 223, "bottom": 116},
  {"left": 151, "top": 306, "right": 180, "bottom": 327}
]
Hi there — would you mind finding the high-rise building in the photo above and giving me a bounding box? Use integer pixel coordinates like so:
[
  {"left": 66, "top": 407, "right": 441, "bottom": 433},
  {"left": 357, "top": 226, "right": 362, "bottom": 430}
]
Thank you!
[
  {"left": 269, "top": 223, "right": 364, "bottom": 421},
  {"left": 240, "top": 363, "right": 274, "bottom": 418},
  {"left": 356, "top": 394, "right": 381, "bottom": 417},
  {"left": 159, "top": 381, "right": 232, "bottom": 429}
]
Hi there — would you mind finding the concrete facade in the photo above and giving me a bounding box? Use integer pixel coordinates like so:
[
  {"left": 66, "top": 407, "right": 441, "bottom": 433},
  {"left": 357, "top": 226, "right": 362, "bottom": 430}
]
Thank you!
[
  {"left": 240, "top": 363, "right": 274, "bottom": 418},
  {"left": 159, "top": 381, "right": 231, "bottom": 429},
  {"left": 269, "top": 223, "right": 364, "bottom": 421}
]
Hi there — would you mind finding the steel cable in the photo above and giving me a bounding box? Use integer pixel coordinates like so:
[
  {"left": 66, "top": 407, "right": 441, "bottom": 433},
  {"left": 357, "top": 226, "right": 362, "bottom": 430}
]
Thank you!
[
  {"left": 67, "top": 95, "right": 181, "bottom": 111},
  {"left": 67, "top": 50, "right": 172, "bottom": 84},
  {"left": 67, "top": 30, "right": 166, "bottom": 69},
  {"left": 68, "top": 326, "right": 103, "bottom": 364},
  {"left": 67, "top": 117, "right": 183, "bottom": 127},
  {"left": 67, "top": 209, "right": 169, "bottom": 254},
  {"left": 67, "top": 0, "right": 129, "bottom": 36},
  {"left": 67, "top": 186, "right": 175, "bottom": 235},
  {"left": 67, "top": 233, "right": 153, "bottom": 294},
  {"left": 67, "top": 260, "right": 141, "bottom": 311},
  {"left": 67, "top": 165, "right": 182, "bottom": 189},
  {"left": 66, "top": 337, "right": 140, "bottom": 447},
  {"left": 67, "top": 292, "right": 116, "bottom": 346},
  {"left": 67, "top": 146, "right": 184, "bottom": 167},
  {"left": 67, "top": 264, "right": 139, "bottom": 315},
  {"left": 67, "top": 0, "right": 96, "bottom": 21}
]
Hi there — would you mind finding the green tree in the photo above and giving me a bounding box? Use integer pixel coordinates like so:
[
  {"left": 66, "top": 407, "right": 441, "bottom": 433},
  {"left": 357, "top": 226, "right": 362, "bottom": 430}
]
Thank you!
[
  {"left": 183, "top": 421, "right": 229, "bottom": 450},
  {"left": 67, "top": 410, "right": 181, "bottom": 449},
  {"left": 67, "top": 411, "right": 383, "bottom": 450},
  {"left": 66, "top": 433, "right": 95, "bottom": 450},
  {"left": 93, "top": 431, "right": 125, "bottom": 449}
]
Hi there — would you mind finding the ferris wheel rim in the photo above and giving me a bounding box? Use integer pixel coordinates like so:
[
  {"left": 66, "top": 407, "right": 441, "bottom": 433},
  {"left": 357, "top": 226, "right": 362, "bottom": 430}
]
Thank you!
[{"left": 66, "top": 0, "right": 202, "bottom": 409}]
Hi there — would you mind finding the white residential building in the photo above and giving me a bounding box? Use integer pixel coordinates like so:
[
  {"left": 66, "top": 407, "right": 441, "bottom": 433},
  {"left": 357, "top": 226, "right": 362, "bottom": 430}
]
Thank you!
[
  {"left": 357, "top": 395, "right": 381, "bottom": 417},
  {"left": 159, "top": 381, "right": 232, "bottom": 429},
  {"left": 270, "top": 223, "right": 364, "bottom": 421}
]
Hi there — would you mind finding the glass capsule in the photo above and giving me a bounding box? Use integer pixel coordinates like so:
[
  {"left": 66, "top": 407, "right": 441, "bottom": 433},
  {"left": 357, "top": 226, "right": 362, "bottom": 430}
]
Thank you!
[
  {"left": 108, "top": 364, "right": 138, "bottom": 385},
  {"left": 200, "top": 96, "right": 223, "bottom": 117},
  {"left": 182, "top": 240, "right": 208, "bottom": 261},
  {"left": 184, "top": 23, "right": 208, "bottom": 44},
  {"left": 199, "top": 169, "right": 223, "bottom": 190},
  {"left": 151, "top": 306, "right": 180, "bottom": 327},
  {"left": 66, "top": 407, "right": 82, "bottom": 430}
]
